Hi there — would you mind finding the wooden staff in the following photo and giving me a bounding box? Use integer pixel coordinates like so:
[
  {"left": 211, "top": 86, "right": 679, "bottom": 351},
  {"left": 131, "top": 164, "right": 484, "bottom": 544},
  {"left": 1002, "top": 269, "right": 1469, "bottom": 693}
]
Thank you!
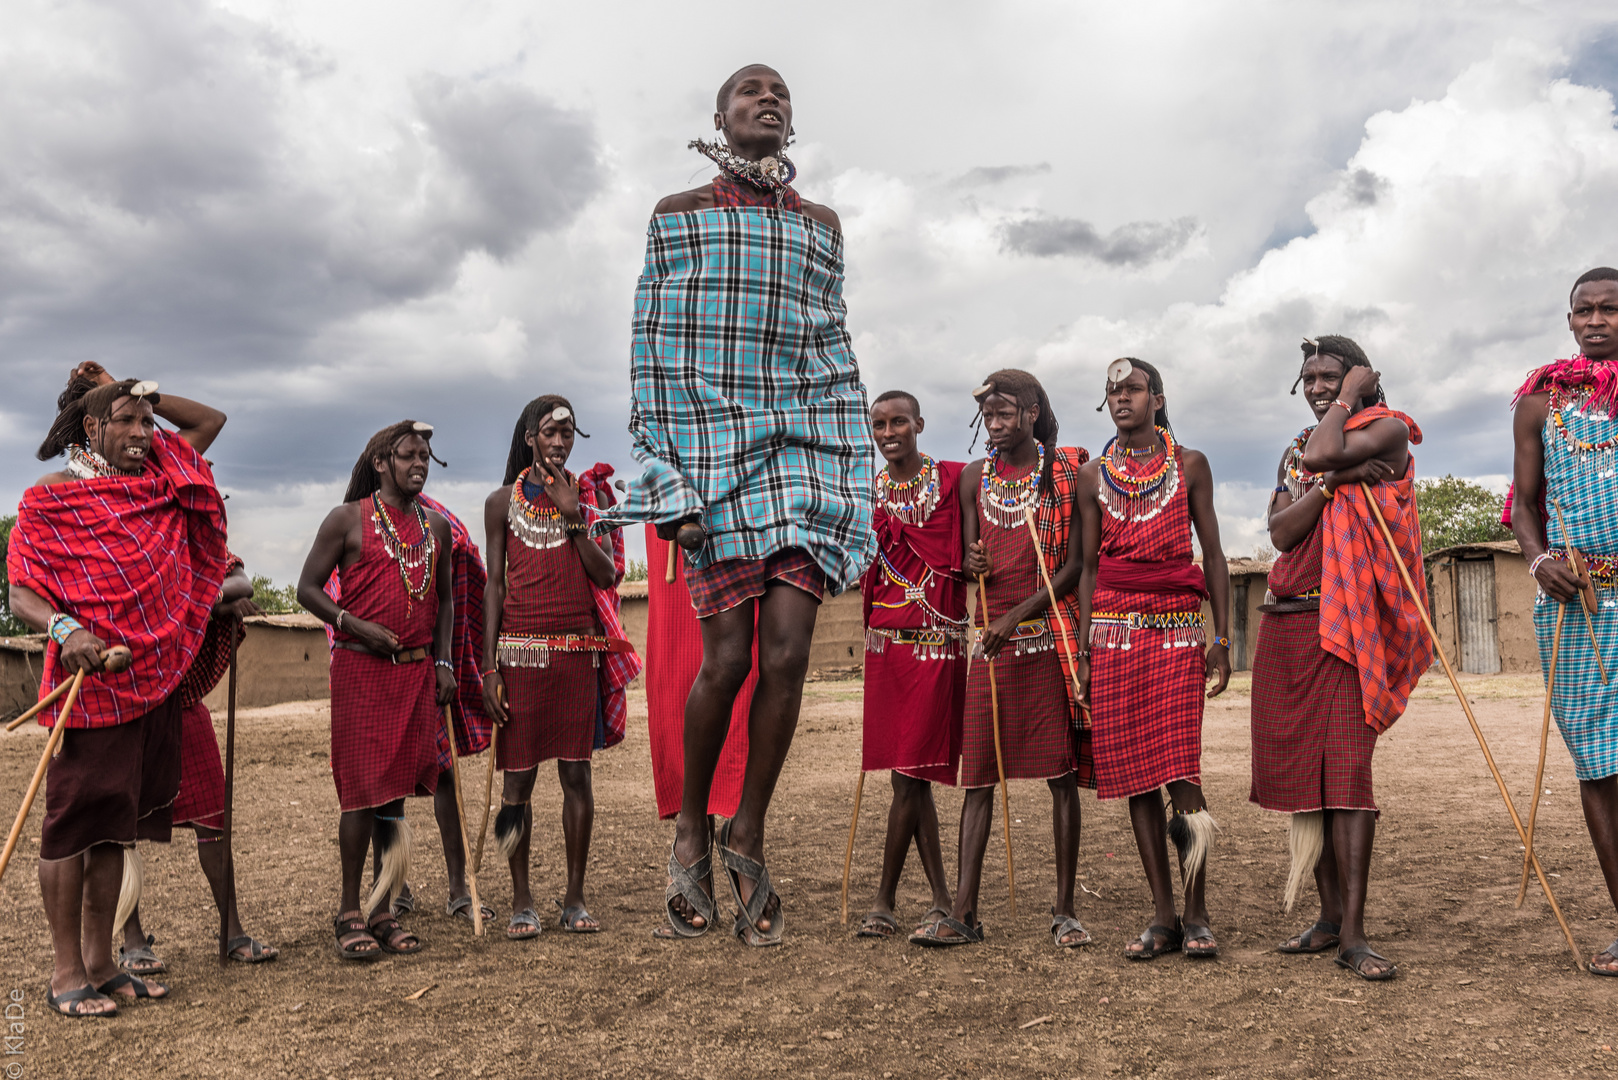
[
  {"left": 1022, "top": 507, "right": 1090, "bottom": 719},
  {"left": 0, "top": 670, "right": 85, "bottom": 886},
  {"left": 839, "top": 770, "right": 866, "bottom": 924},
  {"left": 1552, "top": 500, "right": 1606, "bottom": 684},
  {"left": 977, "top": 573, "right": 1018, "bottom": 916},
  {"left": 442, "top": 705, "right": 484, "bottom": 937},
  {"left": 1359, "top": 482, "right": 1582, "bottom": 967},
  {"left": 219, "top": 630, "right": 239, "bottom": 964},
  {"left": 665, "top": 540, "right": 678, "bottom": 584},
  {"left": 473, "top": 722, "right": 498, "bottom": 876},
  {"left": 1517, "top": 602, "right": 1564, "bottom": 909},
  {"left": 5, "top": 645, "right": 132, "bottom": 732}
]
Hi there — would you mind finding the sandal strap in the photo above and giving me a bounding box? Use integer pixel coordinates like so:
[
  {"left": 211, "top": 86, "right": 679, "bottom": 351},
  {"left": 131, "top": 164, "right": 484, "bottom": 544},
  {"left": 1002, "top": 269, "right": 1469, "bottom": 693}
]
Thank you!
[
  {"left": 665, "top": 843, "right": 716, "bottom": 921},
  {"left": 1051, "top": 915, "right": 1088, "bottom": 943},
  {"left": 717, "top": 822, "right": 778, "bottom": 932}
]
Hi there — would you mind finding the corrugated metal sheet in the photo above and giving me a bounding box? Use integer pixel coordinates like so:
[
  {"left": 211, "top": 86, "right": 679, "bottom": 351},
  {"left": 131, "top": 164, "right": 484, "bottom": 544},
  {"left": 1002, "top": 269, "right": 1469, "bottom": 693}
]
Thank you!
[{"left": 1455, "top": 558, "right": 1501, "bottom": 674}]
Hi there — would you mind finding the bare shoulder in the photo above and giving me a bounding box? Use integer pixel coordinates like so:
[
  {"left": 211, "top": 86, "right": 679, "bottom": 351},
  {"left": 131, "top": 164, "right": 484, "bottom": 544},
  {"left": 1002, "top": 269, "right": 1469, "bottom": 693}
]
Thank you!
[
  {"left": 321, "top": 501, "right": 362, "bottom": 534},
  {"left": 33, "top": 470, "right": 75, "bottom": 487},
  {"left": 485, "top": 484, "right": 514, "bottom": 510},
  {"left": 1180, "top": 446, "right": 1212, "bottom": 475},
  {"left": 653, "top": 185, "right": 715, "bottom": 217},
  {"left": 799, "top": 197, "right": 841, "bottom": 233}
]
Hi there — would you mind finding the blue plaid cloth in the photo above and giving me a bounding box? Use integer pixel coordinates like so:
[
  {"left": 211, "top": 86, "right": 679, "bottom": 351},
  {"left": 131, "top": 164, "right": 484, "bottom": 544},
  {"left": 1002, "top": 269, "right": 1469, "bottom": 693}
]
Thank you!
[
  {"left": 1535, "top": 393, "right": 1618, "bottom": 781},
  {"left": 597, "top": 206, "right": 877, "bottom": 595}
]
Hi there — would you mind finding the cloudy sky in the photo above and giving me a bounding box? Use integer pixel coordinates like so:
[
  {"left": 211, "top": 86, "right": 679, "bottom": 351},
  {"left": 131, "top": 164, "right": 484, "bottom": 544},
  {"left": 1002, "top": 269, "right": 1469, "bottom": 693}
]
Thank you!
[{"left": 3, "top": 1, "right": 1617, "bottom": 583}]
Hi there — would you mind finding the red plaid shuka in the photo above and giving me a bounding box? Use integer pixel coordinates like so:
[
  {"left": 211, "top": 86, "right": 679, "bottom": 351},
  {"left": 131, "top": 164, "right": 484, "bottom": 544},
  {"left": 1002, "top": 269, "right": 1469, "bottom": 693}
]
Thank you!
[
  {"left": 10, "top": 430, "right": 229, "bottom": 729},
  {"left": 576, "top": 465, "right": 642, "bottom": 751},
  {"left": 710, "top": 174, "right": 804, "bottom": 214},
  {"left": 1319, "top": 406, "right": 1432, "bottom": 734},
  {"left": 1033, "top": 447, "right": 1091, "bottom": 724},
  {"left": 1088, "top": 447, "right": 1206, "bottom": 800},
  {"left": 172, "top": 553, "right": 246, "bottom": 829},
  {"left": 686, "top": 548, "right": 826, "bottom": 619}
]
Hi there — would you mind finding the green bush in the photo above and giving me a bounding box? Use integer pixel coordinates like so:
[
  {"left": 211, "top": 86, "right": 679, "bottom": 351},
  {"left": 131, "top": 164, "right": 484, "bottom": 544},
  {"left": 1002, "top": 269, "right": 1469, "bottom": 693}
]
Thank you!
[
  {"left": 0, "top": 516, "right": 27, "bottom": 636},
  {"left": 1415, "top": 475, "right": 1511, "bottom": 552},
  {"left": 251, "top": 575, "right": 304, "bottom": 614}
]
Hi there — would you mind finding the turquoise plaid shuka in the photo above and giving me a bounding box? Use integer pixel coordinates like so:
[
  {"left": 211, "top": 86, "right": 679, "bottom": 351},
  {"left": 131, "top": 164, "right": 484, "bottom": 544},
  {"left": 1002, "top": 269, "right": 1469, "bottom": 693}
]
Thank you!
[{"left": 598, "top": 206, "right": 877, "bottom": 595}]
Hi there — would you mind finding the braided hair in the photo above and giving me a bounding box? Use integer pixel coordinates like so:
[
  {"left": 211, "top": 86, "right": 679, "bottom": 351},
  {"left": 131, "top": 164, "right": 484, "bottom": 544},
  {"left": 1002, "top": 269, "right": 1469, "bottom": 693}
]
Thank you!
[
  {"left": 1100, "top": 358, "right": 1173, "bottom": 433},
  {"left": 343, "top": 420, "right": 446, "bottom": 503},
  {"left": 37, "top": 377, "right": 160, "bottom": 461},
  {"left": 503, "top": 395, "right": 589, "bottom": 486},
  {"left": 1290, "top": 334, "right": 1385, "bottom": 406},
  {"left": 972, "top": 368, "right": 1058, "bottom": 496}
]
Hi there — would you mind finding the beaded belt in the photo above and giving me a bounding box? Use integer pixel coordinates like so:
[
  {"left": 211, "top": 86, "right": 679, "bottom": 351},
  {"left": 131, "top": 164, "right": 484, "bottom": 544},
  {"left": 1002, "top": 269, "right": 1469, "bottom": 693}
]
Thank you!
[
  {"left": 496, "top": 633, "right": 632, "bottom": 669},
  {"left": 1089, "top": 610, "right": 1205, "bottom": 651},
  {"left": 865, "top": 626, "right": 967, "bottom": 661},
  {"left": 972, "top": 618, "right": 1054, "bottom": 659},
  {"left": 334, "top": 642, "right": 431, "bottom": 664},
  {"left": 1551, "top": 549, "right": 1618, "bottom": 590},
  {"left": 1262, "top": 588, "right": 1321, "bottom": 604}
]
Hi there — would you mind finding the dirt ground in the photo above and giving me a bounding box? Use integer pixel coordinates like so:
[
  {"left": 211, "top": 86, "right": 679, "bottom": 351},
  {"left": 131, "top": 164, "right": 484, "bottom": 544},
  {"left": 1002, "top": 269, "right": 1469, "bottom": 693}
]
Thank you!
[{"left": 2, "top": 672, "right": 1617, "bottom": 1079}]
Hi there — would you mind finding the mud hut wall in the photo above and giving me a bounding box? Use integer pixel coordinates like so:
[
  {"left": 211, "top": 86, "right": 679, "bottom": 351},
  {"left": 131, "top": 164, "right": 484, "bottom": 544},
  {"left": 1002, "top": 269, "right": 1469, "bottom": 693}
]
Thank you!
[
  {"left": 0, "top": 637, "right": 46, "bottom": 723},
  {"left": 201, "top": 624, "right": 330, "bottom": 711},
  {"left": 1492, "top": 551, "right": 1537, "bottom": 674},
  {"left": 1428, "top": 559, "right": 1464, "bottom": 670},
  {"left": 612, "top": 588, "right": 864, "bottom": 679}
]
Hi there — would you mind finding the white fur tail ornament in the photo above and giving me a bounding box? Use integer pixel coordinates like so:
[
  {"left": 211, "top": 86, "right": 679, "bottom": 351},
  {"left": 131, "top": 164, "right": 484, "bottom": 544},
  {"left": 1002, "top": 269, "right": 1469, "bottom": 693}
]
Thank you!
[
  {"left": 365, "top": 816, "right": 412, "bottom": 915},
  {"left": 113, "top": 846, "right": 144, "bottom": 938},
  {"left": 1166, "top": 808, "right": 1219, "bottom": 891},
  {"left": 494, "top": 804, "right": 527, "bottom": 862},
  {"left": 1284, "top": 810, "right": 1325, "bottom": 913}
]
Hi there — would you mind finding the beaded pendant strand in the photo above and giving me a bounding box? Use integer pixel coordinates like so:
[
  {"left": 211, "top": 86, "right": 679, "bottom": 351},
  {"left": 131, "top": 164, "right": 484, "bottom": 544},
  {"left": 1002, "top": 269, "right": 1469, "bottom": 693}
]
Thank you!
[
  {"left": 1283, "top": 426, "right": 1322, "bottom": 499},
  {"left": 1550, "top": 386, "right": 1618, "bottom": 479},
  {"left": 371, "top": 493, "right": 436, "bottom": 613},
  {"left": 980, "top": 444, "right": 1044, "bottom": 530},
  {"left": 879, "top": 454, "right": 941, "bottom": 526},
  {"left": 1098, "top": 426, "right": 1180, "bottom": 523},
  {"left": 508, "top": 466, "right": 572, "bottom": 549}
]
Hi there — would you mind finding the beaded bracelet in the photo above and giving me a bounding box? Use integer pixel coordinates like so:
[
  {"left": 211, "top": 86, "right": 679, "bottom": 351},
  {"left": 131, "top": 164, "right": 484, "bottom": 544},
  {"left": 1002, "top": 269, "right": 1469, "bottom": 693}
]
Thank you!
[
  {"left": 1529, "top": 553, "right": 1554, "bottom": 580},
  {"left": 434, "top": 659, "right": 454, "bottom": 671},
  {"left": 1332, "top": 399, "right": 1352, "bottom": 412},
  {"left": 481, "top": 667, "right": 500, "bottom": 678},
  {"left": 1211, "top": 635, "right": 1232, "bottom": 649},
  {"left": 336, "top": 609, "right": 349, "bottom": 632},
  {"left": 1321, "top": 485, "right": 1336, "bottom": 500},
  {"left": 47, "top": 612, "right": 83, "bottom": 647}
]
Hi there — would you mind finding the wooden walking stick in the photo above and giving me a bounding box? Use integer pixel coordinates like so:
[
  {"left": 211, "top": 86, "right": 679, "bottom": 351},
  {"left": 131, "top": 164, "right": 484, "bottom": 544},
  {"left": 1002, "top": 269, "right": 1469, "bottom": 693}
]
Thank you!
[
  {"left": 665, "top": 540, "right": 678, "bottom": 584},
  {"left": 1023, "top": 507, "right": 1090, "bottom": 719},
  {"left": 1552, "top": 500, "right": 1606, "bottom": 684},
  {"left": 1517, "top": 602, "right": 1565, "bottom": 908},
  {"left": 0, "top": 670, "right": 86, "bottom": 886},
  {"left": 977, "top": 573, "right": 1018, "bottom": 916},
  {"left": 219, "top": 629, "right": 239, "bottom": 964},
  {"left": 1359, "top": 482, "right": 1583, "bottom": 967},
  {"left": 839, "top": 770, "right": 866, "bottom": 924},
  {"left": 5, "top": 645, "right": 132, "bottom": 732},
  {"left": 442, "top": 705, "right": 485, "bottom": 937},
  {"left": 473, "top": 723, "right": 498, "bottom": 876}
]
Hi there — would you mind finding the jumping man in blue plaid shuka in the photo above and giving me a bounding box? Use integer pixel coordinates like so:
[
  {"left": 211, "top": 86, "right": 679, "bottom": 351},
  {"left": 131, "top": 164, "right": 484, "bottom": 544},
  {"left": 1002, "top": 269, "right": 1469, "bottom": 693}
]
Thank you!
[
  {"left": 628, "top": 65, "right": 876, "bottom": 947},
  {"left": 1510, "top": 267, "right": 1618, "bottom": 978}
]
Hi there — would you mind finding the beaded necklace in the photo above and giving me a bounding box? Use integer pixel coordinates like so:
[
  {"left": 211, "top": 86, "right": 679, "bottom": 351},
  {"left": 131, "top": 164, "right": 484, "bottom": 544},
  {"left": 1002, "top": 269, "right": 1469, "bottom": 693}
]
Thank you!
[
  {"left": 879, "top": 454, "right": 941, "bottom": 526},
  {"left": 64, "top": 444, "right": 127, "bottom": 480},
  {"left": 1283, "top": 426, "right": 1322, "bottom": 499},
  {"left": 980, "top": 444, "right": 1044, "bottom": 530},
  {"left": 371, "top": 493, "right": 436, "bottom": 611},
  {"left": 689, "top": 139, "right": 797, "bottom": 205},
  {"left": 507, "top": 466, "right": 572, "bottom": 550},
  {"left": 1549, "top": 386, "right": 1618, "bottom": 477},
  {"left": 1098, "top": 426, "right": 1179, "bottom": 523}
]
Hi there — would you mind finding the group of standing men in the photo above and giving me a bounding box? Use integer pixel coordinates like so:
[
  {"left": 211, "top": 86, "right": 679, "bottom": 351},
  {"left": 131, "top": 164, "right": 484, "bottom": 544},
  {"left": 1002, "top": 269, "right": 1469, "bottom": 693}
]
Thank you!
[{"left": 10, "top": 61, "right": 1618, "bottom": 1018}]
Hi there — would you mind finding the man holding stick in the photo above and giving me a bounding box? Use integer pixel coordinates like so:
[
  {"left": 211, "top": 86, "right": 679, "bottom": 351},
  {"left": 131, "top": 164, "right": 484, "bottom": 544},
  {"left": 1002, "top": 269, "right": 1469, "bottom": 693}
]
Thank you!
[
  {"left": 911, "top": 369, "right": 1090, "bottom": 948},
  {"left": 1511, "top": 267, "right": 1618, "bottom": 977},
  {"left": 605, "top": 65, "right": 876, "bottom": 946},
  {"left": 852, "top": 391, "right": 968, "bottom": 938},
  {"left": 1253, "top": 336, "right": 1429, "bottom": 981},
  {"left": 8, "top": 373, "right": 230, "bottom": 1015},
  {"left": 297, "top": 421, "right": 458, "bottom": 959}
]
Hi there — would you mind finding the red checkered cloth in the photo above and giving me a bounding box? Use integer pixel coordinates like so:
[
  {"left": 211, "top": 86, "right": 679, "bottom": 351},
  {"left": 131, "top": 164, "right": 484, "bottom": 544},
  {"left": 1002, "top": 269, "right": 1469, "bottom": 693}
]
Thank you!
[
  {"left": 326, "top": 497, "right": 492, "bottom": 761},
  {"left": 176, "top": 554, "right": 246, "bottom": 708},
  {"left": 962, "top": 458, "right": 1088, "bottom": 789},
  {"left": 1320, "top": 407, "right": 1432, "bottom": 734},
  {"left": 645, "top": 528, "right": 753, "bottom": 819},
  {"left": 863, "top": 460, "right": 968, "bottom": 783},
  {"left": 686, "top": 547, "right": 826, "bottom": 619},
  {"left": 1249, "top": 525, "right": 1377, "bottom": 813},
  {"left": 172, "top": 700, "right": 226, "bottom": 828},
  {"left": 10, "top": 430, "right": 230, "bottom": 729},
  {"left": 495, "top": 485, "right": 607, "bottom": 768},
  {"left": 328, "top": 500, "right": 442, "bottom": 811},
  {"left": 710, "top": 174, "right": 804, "bottom": 213},
  {"left": 1089, "top": 447, "right": 1206, "bottom": 799},
  {"left": 576, "top": 465, "right": 642, "bottom": 751},
  {"left": 1032, "top": 447, "right": 1092, "bottom": 726}
]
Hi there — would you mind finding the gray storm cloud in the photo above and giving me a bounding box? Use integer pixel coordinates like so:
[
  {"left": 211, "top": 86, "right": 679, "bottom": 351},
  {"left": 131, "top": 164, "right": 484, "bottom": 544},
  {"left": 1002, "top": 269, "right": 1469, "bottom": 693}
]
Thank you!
[{"left": 997, "top": 214, "right": 1203, "bottom": 266}]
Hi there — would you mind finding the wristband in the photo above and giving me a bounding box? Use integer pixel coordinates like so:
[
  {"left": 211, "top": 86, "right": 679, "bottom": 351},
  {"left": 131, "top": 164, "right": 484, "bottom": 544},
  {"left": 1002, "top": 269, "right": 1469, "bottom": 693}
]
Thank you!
[
  {"left": 1332, "top": 399, "right": 1352, "bottom": 412},
  {"left": 481, "top": 667, "right": 500, "bottom": 677},
  {"left": 1321, "top": 485, "right": 1336, "bottom": 500},
  {"left": 1529, "top": 553, "right": 1554, "bottom": 580},
  {"left": 336, "top": 609, "right": 349, "bottom": 632},
  {"left": 47, "top": 613, "right": 84, "bottom": 647},
  {"left": 434, "top": 659, "right": 454, "bottom": 671},
  {"left": 565, "top": 521, "right": 589, "bottom": 537},
  {"left": 1211, "top": 635, "right": 1232, "bottom": 650}
]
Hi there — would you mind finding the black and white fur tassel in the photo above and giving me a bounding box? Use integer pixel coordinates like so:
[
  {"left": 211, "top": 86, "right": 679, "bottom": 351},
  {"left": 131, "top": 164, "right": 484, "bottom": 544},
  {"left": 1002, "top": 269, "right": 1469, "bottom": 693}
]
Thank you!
[
  {"left": 495, "top": 803, "right": 528, "bottom": 862},
  {"left": 1284, "top": 811, "right": 1324, "bottom": 912},
  {"left": 1166, "top": 808, "right": 1219, "bottom": 891},
  {"left": 365, "top": 816, "right": 412, "bottom": 916}
]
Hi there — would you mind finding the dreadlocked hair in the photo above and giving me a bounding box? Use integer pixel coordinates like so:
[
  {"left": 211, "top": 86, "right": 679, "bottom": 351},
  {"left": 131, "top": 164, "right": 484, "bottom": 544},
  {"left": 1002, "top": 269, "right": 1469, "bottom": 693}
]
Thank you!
[
  {"left": 37, "top": 377, "right": 159, "bottom": 461},
  {"left": 503, "top": 395, "right": 589, "bottom": 486},
  {"left": 1108, "top": 358, "right": 1173, "bottom": 433},
  {"left": 971, "top": 368, "right": 1059, "bottom": 496},
  {"left": 343, "top": 420, "right": 446, "bottom": 503},
  {"left": 1291, "top": 334, "right": 1385, "bottom": 406}
]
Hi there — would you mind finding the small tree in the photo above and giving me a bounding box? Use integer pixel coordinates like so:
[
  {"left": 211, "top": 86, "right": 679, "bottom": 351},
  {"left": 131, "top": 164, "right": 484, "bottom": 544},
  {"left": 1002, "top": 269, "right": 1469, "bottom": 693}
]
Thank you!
[
  {"left": 1415, "top": 475, "right": 1512, "bottom": 552},
  {"left": 250, "top": 575, "right": 305, "bottom": 614},
  {"left": 621, "top": 558, "right": 648, "bottom": 583},
  {"left": 0, "top": 515, "right": 27, "bottom": 636}
]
